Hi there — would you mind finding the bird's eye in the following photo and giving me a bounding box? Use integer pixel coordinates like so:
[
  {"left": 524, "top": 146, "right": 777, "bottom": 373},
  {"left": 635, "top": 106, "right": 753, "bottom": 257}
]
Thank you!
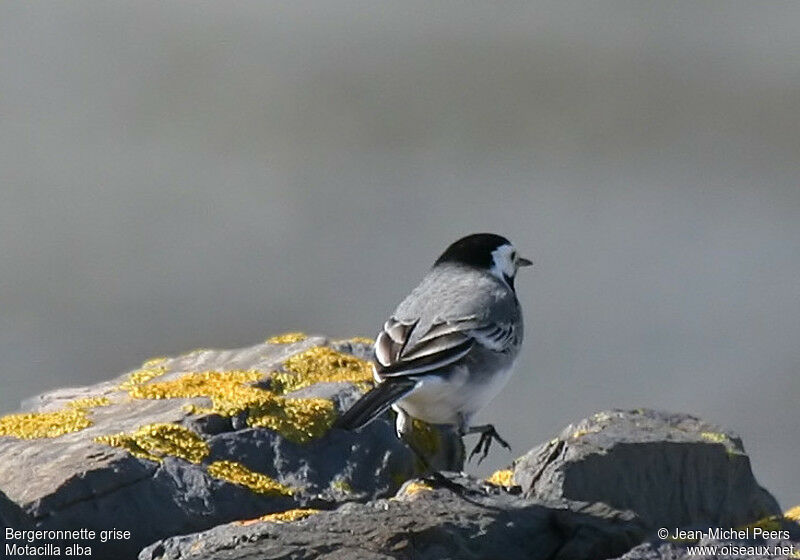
[{"left": 511, "top": 251, "right": 517, "bottom": 261}]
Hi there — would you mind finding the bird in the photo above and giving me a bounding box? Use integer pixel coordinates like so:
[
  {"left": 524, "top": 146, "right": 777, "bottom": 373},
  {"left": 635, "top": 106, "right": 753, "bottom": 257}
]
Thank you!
[{"left": 334, "top": 233, "right": 532, "bottom": 466}]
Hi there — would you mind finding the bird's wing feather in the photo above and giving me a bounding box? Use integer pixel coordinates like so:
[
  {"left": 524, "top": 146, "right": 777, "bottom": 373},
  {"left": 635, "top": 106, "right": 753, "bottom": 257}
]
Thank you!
[
  {"left": 374, "top": 318, "right": 417, "bottom": 367},
  {"left": 471, "top": 322, "right": 517, "bottom": 352},
  {"left": 374, "top": 315, "right": 509, "bottom": 378}
]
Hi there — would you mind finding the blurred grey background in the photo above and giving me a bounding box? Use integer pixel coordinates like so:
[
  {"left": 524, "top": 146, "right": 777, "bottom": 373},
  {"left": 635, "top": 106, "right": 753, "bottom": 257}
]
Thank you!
[{"left": 1, "top": 3, "right": 798, "bottom": 507}]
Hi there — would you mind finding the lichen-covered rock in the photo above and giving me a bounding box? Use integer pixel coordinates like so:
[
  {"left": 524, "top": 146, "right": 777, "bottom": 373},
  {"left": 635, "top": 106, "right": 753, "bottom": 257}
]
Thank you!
[
  {"left": 0, "top": 334, "right": 463, "bottom": 559},
  {"left": 513, "top": 409, "right": 781, "bottom": 532},
  {"left": 3, "top": 366, "right": 788, "bottom": 560},
  {"left": 138, "top": 474, "right": 646, "bottom": 560},
  {"left": 139, "top": 409, "right": 788, "bottom": 560}
]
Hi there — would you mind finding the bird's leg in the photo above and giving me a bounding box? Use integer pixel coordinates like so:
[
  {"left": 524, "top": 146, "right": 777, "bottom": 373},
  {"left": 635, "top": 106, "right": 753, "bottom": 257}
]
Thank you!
[
  {"left": 395, "top": 408, "right": 468, "bottom": 495},
  {"left": 464, "top": 424, "right": 511, "bottom": 464}
]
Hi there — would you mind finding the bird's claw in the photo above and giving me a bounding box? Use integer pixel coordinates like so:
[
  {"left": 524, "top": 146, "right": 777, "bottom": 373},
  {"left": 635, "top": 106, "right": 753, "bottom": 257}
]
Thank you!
[{"left": 468, "top": 425, "right": 511, "bottom": 464}]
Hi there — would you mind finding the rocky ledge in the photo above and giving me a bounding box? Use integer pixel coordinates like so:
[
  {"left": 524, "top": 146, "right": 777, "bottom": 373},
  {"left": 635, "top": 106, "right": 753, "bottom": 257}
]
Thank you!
[
  {"left": 0, "top": 333, "right": 797, "bottom": 560},
  {"left": 0, "top": 334, "right": 461, "bottom": 558}
]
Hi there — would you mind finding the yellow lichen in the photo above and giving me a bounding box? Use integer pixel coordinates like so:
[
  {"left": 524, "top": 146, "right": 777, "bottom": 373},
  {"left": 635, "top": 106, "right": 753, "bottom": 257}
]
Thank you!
[
  {"left": 0, "top": 395, "right": 113, "bottom": 440},
  {"left": 207, "top": 460, "right": 293, "bottom": 496},
  {"left": 738, "top": 507, "right": 800, "bottom": 535},
  {"left": 128, "top": 369, "right": 336, "bottom": 444},
  {"left": 94, "top": 423, "right": 209, "bottom": 464},
  {"left": 67, "top": 396, "right": 112, "bottom": 409},
  {"left": 247, "top": 396, "right": 336, "bottom": 444},
  {"left": 267, "top": 332, "right": 307, "bottom": 344},
  {"left": 123, "top": 345, "right": 369, "bottom": 444},
  {"left": 592, "top": 412, "right": 612, "bottom": 423},
  {"left": 0, "top": 408, "right": 92, "bottom": 439},
  {"left": 571, "top": 428, "right": 595, "bottom": 439},
  {"left": 409, "top": 419, "right": 440, "bottom": 457},
  {"left": 742, "top": 515, "right": 784, "bottom": 533},
  {"left": 700, "top": 432, "right": 728, "bottom": 444},
  {"left": 273, "top": 346, "right": 373, "bottom": 394},
  {"left": 399, "top": 481, "right": 433, "bottom": 497},
  {"left": 118, "top": 358, "right": 169, "bottom": 391},
  {"left": 258, "top": 508, "right": 320, "bottom": 523},
  {"left": 128, "top": 369, "right": 264, "bottom": 416},
  {"left": 331, "top": 479, "right": 353, "bottom": 494},
  {"left": 143, "top": 357, "right": 168, "bottom": 368},
  {"left": 485, "top": 469, "right": 515, "bottom": 487},
  {"left": 348, "top": 337, "right": 374, "bottom": 345}
]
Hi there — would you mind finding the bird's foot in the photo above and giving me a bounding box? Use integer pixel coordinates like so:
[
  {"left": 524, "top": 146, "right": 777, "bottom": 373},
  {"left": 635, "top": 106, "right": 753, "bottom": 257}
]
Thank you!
[{"left": 466, "top": 424, "right": 511, "bottom": 464}]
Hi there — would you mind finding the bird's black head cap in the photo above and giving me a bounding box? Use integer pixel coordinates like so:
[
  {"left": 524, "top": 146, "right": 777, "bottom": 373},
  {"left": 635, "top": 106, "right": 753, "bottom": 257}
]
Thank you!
[{"left": 434, "top": 233, "right": 512, "bottom": 270}]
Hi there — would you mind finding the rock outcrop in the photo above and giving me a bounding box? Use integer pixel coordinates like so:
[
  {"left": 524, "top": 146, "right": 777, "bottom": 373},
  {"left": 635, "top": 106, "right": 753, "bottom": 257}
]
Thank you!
[
  {"left": 1, "top": 334, "right": 796, "bottom": 560},
  {"left": 513, "top": 409, "right": 781, "bottom": 531},
  {"left": 140, "top": 409, "right": 796, "bottom": 560},
  {"left": 0, "top": 334, "right": 462, "bottom": 559},
  {"left": 139, "top": 475, "right": 645, "bottom": 560}
]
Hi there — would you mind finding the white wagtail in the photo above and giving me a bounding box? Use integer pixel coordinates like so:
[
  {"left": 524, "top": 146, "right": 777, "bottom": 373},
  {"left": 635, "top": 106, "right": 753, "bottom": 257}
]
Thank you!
[{"left": 335, "top": 233, "right": 531, "bottom": 465}]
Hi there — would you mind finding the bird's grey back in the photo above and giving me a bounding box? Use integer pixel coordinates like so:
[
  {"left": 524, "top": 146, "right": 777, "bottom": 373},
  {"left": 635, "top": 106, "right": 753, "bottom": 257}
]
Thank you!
[{"left": 391, "top": 264, "right": 522, "bottom": 348}]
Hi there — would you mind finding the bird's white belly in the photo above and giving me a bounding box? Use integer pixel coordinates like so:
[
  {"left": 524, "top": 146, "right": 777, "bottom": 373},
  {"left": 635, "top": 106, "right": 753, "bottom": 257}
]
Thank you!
[{"left": 394, "top": 365, "right": 514, "bottom": 425}]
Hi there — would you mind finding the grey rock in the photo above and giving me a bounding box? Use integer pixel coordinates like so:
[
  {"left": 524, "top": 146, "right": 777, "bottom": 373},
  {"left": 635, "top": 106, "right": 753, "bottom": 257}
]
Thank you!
[
  {"left": 514, "top": 409, "right": 781, "bottom": 532},
  {"left": 141, "top": 409, "right": 786, "bottom": 560},
  {"left": 138, "top": 474, "right": 645, "bottom": 560},
  {"left": 3, "top": 361, "right": 788, "bottom": 560},
  {"left": 0, "top": 487, "right": 30, "bottom": 529},
  {"left": 0, "top": 335, "right": 462, "bottom": 559}
]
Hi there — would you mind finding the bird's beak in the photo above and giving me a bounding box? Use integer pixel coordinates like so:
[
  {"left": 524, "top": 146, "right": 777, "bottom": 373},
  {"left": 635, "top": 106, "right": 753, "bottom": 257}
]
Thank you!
[{"left": 517, "top": 256, "right": 533, "bottom": 268}]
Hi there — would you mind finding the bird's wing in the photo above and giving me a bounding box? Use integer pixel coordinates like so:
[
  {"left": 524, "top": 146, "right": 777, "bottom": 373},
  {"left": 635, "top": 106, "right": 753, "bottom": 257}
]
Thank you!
[
  {"left": 471, "top": 322, "right": 518, "bottom": 353},
  {"left": 374, "top": 315, "right": 508, "bottom": 378}
]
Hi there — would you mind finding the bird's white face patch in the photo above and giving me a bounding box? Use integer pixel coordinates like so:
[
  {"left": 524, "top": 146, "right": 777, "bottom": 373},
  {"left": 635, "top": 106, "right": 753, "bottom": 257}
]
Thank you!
[{"left": 488, "top": 243, "right": 517, "bottom": 285}]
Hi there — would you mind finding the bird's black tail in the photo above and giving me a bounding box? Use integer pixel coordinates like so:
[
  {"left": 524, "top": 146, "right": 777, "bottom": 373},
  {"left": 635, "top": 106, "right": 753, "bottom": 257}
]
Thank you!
[{"left": 334, "top": 378, "right": 417, "bottom": 431}]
